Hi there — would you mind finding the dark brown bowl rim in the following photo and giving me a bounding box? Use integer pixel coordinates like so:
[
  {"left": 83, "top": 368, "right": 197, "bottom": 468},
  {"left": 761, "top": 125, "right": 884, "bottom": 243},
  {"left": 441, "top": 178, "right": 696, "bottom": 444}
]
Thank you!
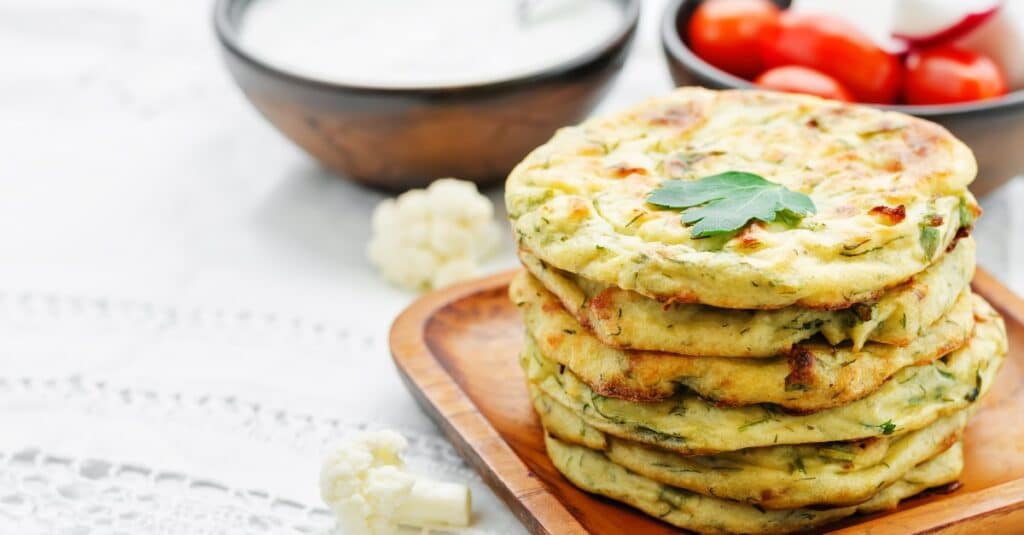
[
  {"left": 660, "top": 0, "right": 1024, "bottom": 118},
  {"left": 214, "top": 0, "right": 641, "bottom": 96}
]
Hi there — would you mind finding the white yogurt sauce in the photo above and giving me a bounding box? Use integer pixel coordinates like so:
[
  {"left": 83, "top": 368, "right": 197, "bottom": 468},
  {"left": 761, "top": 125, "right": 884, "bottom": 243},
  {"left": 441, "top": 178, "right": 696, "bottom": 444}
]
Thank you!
[{"left": 239, "top": 0, "right": 625, "bottom": 87}]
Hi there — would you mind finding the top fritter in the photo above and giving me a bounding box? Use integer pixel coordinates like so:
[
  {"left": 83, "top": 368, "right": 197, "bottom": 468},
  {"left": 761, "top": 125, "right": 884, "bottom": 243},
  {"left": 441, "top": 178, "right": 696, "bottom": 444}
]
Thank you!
[{"left": 506, "top": 88, "right": 979, "bottom": 310}]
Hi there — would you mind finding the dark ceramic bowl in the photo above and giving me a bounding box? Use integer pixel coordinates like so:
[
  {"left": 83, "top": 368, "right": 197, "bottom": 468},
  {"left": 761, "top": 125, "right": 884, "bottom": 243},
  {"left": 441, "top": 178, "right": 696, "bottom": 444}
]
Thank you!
[
  {"left": 661, "top": 0, "right": 1024, "bottom": 196},
  {"left": 215, "top": 0, "right": 640, "bottom": 191}
]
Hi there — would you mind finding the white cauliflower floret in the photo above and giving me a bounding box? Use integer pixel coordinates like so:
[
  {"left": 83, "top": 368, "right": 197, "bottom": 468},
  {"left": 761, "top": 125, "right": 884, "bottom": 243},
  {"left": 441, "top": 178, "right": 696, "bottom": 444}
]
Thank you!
[
  {"left": 368, "top": 178, "right": 501, "bottom": 291},
  {"left": 320, "top": 431, "right": 412, "bottom": 535},
  {"left": 320, "top": 430, "right": 471, "bottom": 535}
]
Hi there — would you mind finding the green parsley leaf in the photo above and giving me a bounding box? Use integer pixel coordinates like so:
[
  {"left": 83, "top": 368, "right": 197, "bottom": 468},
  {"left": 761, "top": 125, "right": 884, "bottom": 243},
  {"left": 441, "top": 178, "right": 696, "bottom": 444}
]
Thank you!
[
  {"left": 737, "top": 417, "right": 772, "bottom": 431},
  {"left": 919, "top": 225, "right": 940, "bottom": 259},
  {"left": 958, "top": 196, "right": 974, "bottom": 228},
  {"left": 791, "top": 456, "right": 807, "bottom": 474},
  {"left": 861, "top": 419, "right": 897, "bottom": 435},
  {"left": 647, "top": 171, "right": 816, "bottom": 238}
]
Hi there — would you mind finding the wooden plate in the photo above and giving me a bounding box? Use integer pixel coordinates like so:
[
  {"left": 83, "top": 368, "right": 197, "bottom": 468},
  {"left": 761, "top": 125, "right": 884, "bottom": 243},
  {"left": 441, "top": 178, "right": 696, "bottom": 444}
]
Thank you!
[{"left": 390, "top": 268, "right": 1024, "bottom": 534}]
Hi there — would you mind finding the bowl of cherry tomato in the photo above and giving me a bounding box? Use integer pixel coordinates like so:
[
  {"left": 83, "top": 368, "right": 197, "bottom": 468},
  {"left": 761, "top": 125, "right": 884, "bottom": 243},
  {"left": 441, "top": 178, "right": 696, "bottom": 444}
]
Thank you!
[{"left": 661, "top": 0, "right": 1024, "bottom": 196}]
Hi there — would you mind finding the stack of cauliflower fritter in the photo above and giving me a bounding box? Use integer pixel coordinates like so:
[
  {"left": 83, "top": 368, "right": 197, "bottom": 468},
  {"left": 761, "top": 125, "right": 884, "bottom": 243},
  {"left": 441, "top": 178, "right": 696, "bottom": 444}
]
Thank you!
[{"left": 505, "top": 88, "right": 1007, "bottom": 534}]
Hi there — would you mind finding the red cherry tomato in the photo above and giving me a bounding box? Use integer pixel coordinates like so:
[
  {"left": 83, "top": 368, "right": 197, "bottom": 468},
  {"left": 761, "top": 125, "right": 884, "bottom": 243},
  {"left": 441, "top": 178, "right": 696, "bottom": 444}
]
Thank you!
[
  {"left": 688, "top": 0, "right": 780, "bottom": 79},
  {"left": 754, "top": 66, "right": 854, "bottom": 102},
  {"left": 904, "top": 47, "right": 1008, "bottom": 105},
  {"left": 759, "top": 11, "right": 903, "bottom": 104}
]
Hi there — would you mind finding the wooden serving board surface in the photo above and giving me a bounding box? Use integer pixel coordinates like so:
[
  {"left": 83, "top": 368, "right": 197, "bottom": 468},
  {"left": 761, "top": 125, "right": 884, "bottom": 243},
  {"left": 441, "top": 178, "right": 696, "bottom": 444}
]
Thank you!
[{"left": 390, "top": 268, "right": 1024, "bottom": 534}]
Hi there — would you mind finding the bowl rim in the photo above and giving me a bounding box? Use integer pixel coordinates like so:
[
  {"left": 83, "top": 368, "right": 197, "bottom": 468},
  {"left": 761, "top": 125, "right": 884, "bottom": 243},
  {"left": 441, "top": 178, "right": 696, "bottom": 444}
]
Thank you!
[
  {"left": 660, "top": 0, "right": 1024, "bottom": 118},
  {"left": 214, "top": 0, "right": 642, "bottom": 96}
]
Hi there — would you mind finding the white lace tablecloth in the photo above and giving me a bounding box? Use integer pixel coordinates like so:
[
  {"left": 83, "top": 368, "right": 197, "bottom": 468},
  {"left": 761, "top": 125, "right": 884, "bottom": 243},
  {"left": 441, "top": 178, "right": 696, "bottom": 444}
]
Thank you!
[{"left": 0, "top": 1, "right": 1021, "bottom": 533}]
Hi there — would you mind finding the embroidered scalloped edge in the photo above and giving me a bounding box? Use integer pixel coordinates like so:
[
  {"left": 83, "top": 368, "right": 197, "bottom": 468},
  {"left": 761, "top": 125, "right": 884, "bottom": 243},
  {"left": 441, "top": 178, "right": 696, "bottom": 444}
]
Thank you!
[{"left": 0, "top": 447, "right": 503, "bottom": 535}]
